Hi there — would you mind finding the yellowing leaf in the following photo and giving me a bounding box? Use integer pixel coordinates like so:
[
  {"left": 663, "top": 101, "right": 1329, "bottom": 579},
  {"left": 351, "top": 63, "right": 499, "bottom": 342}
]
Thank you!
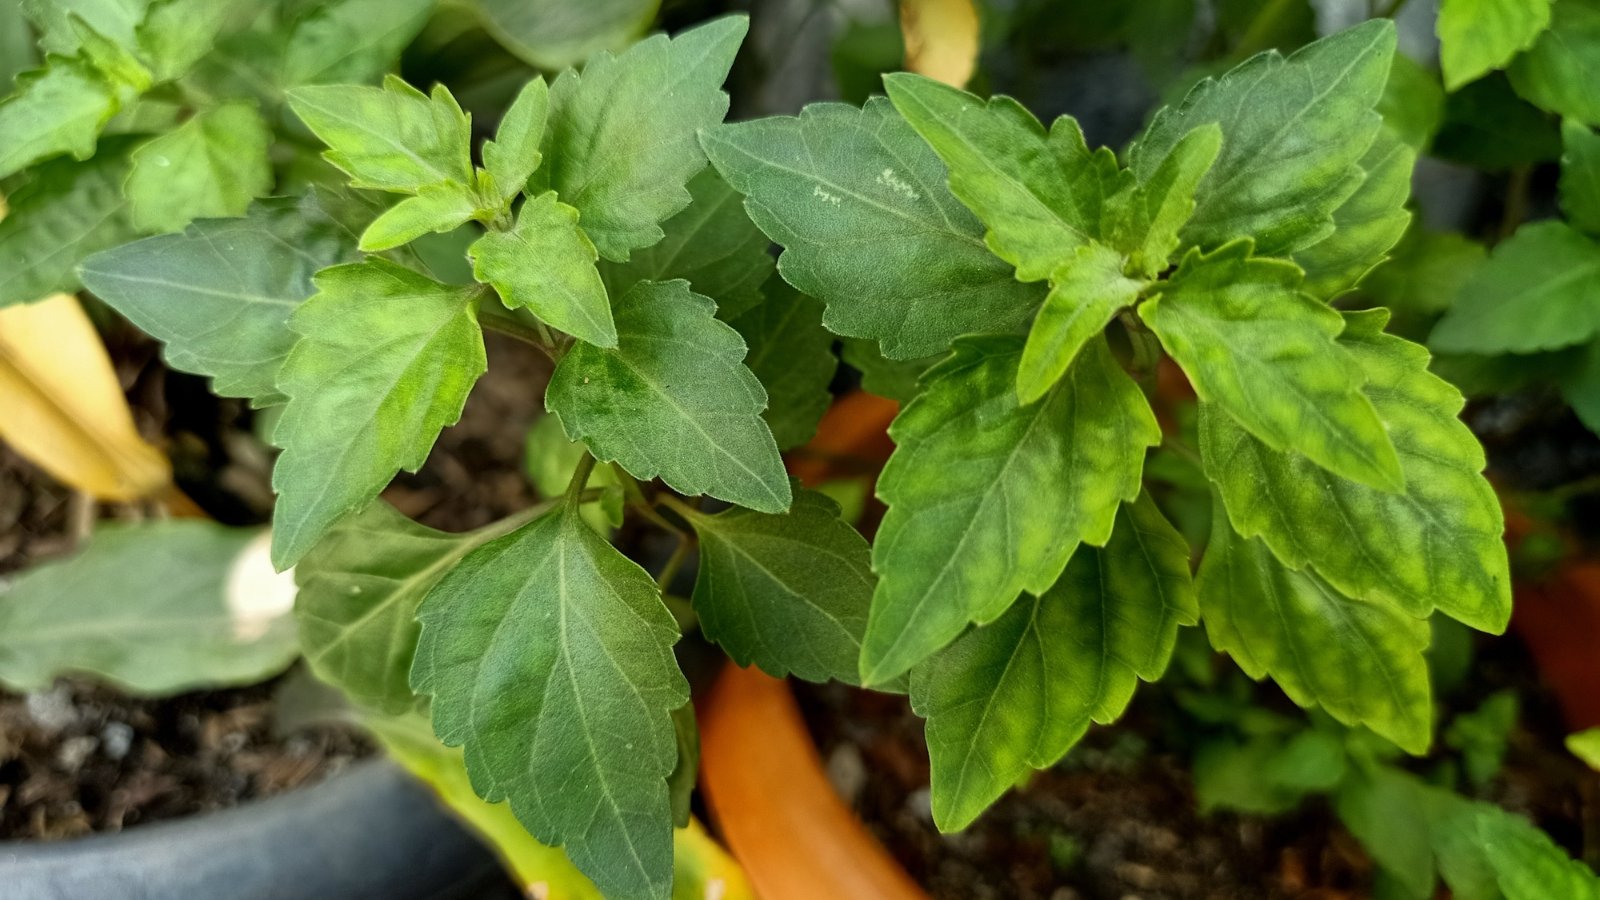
[
  {"left": 900, "top": 0, "right": 979, "bottom": 88},
  {"left": 0, "top": 293, "right": 168, "bottom": 500}
]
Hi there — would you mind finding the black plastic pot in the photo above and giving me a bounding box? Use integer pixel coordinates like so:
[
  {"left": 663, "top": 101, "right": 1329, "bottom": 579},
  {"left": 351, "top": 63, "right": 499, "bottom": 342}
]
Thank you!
[{"left": 0, "top": 761, "right": 520, "bottom": 900}]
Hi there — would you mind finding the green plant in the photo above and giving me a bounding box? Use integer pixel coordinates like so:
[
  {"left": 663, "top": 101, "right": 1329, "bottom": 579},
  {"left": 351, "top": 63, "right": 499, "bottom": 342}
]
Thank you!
[{"left": 3, "top": 1, "right": 1599, "bottom": 897}]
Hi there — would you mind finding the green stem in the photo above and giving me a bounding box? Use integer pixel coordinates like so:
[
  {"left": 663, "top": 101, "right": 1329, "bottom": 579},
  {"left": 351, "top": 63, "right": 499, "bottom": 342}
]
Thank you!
[
  {"left": 565, "top": 454, "right": 597, "bottom": 509},
  {"left": 656, "top": 535, "right": 694, "bottom": 591},
  {"left": 615, "top": 468, "right": 690, "bottom": 537}
]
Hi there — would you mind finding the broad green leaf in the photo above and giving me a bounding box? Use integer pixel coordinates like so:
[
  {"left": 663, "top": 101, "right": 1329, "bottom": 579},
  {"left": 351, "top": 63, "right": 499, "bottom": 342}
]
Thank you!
[
  {"left": 911, "top": 494, "right": 1196, "bottom": 831},
  {"left": 841, "top": 338, "right": 938, "bottom": 402},
  {"left": 1438, "top": 0, "right": 1554, "bottom": 89},
  {"left": 1336, "top": 767, "right": 1439, "bottom": 899},
  {"left": 1508, "top": 0, "right": 1600, "bottom": 126},
  {"left": 1198, "top": 510, "right": 1433, "bottom": 753},
  {"left": 1194, "top": 730, "right": 1347, "bottom": 815},
  {"left": 1141, "top": 241, "right": 1404, "bottom": 491},
  {"left": 0, "top": 522, "right": 298, "bottom": 694},
  {"left": 0, "top": 0, "right": 37, "bottom": 86},
  {"left": 599, "top": 168, "right": 774, "bottom": 320},
  {"left": 469, "top": 191, "right": 617, "bottom": 348},
  {"left": 288, "top": 76, "right": 473, "bottom": 194},
  {"left": 1130, "top": 20, "right": 1395, "bottom": 257},
  {"left": 1291, "top": 129, "right": 1415, "bottom": 298},
  {"left": 667, "top": 703, "right": 698, "bottom": 828},
  {"left": 126, "top": 101, "right": 273, "bottom": 233},
  {"left": 680, "top": 487, "right": 872, "bottom": 685},
  {"left": 882, "top": 72, "right": 1121, "bottom": 282},
  {"left": 1562, "top": 118, "right": 1600, "bottom": 235},
  {"left": 1435, "top": 73, "right": 1563, "bottom": 170},
  {"left": 1107, "top": 122, "right": 1222, "bottom": 278},
  {"left": 79, "top": 196, "right": 357, "bottom": 405},
  {"left": 1478, "top": 806, "right": 1600, "bottom": 900},
  {"left": 1430, "top": 220, "right": 1600, "bottom": 353},
  {"left": 411, "top": 505, "right": 688, "bottom": 900},
  {"left": 270, "top": 259, "right": 487, "bottom": 569},
  {"left": 547, "top": 280, "right": 789, "bottom": 513},
  {"left": 0, "top": 139, "right": 137, "bottom": 308},
  {"left": 1562, "top": 341, "right": 1600, "bottom": 436},
  {"left": 1379, "top": 53, "right": 1445, "bottom": 151},
  {"left": 537, "top": 16, "right": 745, "bottom": 261},
  {"left": 1016, "top": 243, "right": 1144, "bottom": 404},
  {"left": 282, "top": 0, "right": 435, "bottom": 86},
  {"left": 20, "top": 0, "right": 147, "bottom": 56},
  {"left": 1359, "top": 225, "right": 1487, "bottom": 327},
  {"left": 476, "top": 0, "right": 659, "bottom": 70},
  {"left": 701, "top": 97, "right": 1043, "bottom": 359},
  {"left": 482, "top": 78, "right": 549, "bottom": 201},
  {"left": 296, "top": 502, "right": 511, "bottom": 714},
  {"left": 728, "top": 281, "right": 836, "bottom": 450},
  {"left": 134, "top": 0, "right": 245, "bottom": 82},
  {"left": 1203, "top": 309, "right": 1510, "bottom": 633},
  {"left": 360, "top": 181, "right": 486, "bottom": 252},
  {"left": 860, "top": 336, "right": 1159, "bottom": 685},
  {"left": 0, "top": 56, "right": 119, "bottom": 180}
]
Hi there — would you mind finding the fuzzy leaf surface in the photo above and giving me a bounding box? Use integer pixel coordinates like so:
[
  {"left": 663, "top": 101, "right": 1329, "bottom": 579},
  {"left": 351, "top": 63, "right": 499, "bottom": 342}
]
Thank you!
[
  {"left": 482, "top": 78, "right": 549, "bottom": 200},
  {"left": 126, "top": 101, "right": 274, "bottom": 234},
  {"left": 359, "top": 181, "right": 486, "bottom": 253},
  {"left": 288, "top": 76, "right": 473, "bottom": 193},
  {"left": 861, "top": 336, "right": 1159, "bottom": 685},
  {"left": 701, "top": 97, "right": 1042, "bottom": 359},
  {"left": 0, "top": 140, "right": 137, "bottom": 308},
  {"left": 883, "top": 72, "right": 1121, "bottom": 281},
  {"left": 411, "top": 506, "right": 687, "bottom": 900},
  {"left": 1203, "top": 309, "right": 1510, "bottom": 633},
  {"left": 1291, "top": 129, "right": 1414, "bottom": 298},
  {"left": 537, "top": 16, "right": 745, "bottom": 261},
  {"left": 0, "top": 56, "right": 118, "bottom": 180},
  {"left": 1140, "top": 242, "right": 1403, "bottom": 491},
  {"left": 1198, "top": 510, "right": 1433, "bottom": 754},
  {"left": 1430, "top": 220, "right": 1600, "bottom": 354},
  {"left": 683, "top": 487, "right": 871, "bottom": 684},
  {"left": 911, "top": 494, "right": 1197, "bottom": 831},
  {"left": 270, "top": 260, "right": 486, "bottom": 569},
  {"left": 1108, "top": 122, "right": 1222, "bottom": 277},
  {"left": 79, "top": 196, "right": 357, "bottom": 405},
  {"left": 1016, "top": 243, "right": 1144, "bottom": 404},
  {"left": 546, "top": 279, "right": 789, "bottom": 513},
  {"left": 1130, "top": 20, "right": 1395, "bottom": 257},
  {"left": 470, "top": 191, "right": 617, "bottom": 348},
  {"left": 281, "top": 0, "right": 434, "bottom": 86}
]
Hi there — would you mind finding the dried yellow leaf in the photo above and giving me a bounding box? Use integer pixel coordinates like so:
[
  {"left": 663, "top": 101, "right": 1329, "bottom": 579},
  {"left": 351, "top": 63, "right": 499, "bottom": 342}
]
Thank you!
[
  {"left": 0, "top": 293, "right": 170, "bottom": 500},
  {"left": 900, "top": 0, "right": 980, "bottom": 88}
]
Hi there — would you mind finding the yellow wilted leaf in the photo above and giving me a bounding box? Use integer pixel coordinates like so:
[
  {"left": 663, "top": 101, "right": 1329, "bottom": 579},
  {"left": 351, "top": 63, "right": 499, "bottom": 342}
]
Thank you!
[
  {"left": 0, "top": 293, "right": 170, "bottom": 500},
  {"left": 900, "top": 0, "right": 980, "bottom": 88}
]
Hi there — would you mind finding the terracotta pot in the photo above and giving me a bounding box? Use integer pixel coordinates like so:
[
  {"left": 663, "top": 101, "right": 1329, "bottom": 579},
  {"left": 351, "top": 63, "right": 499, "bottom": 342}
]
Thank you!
[
  {"left": 1512, "top": 561, "right": 1600, "bottom": 731},
  {"left": 699, "top": 664, "right": 927, "bottom": 900}
]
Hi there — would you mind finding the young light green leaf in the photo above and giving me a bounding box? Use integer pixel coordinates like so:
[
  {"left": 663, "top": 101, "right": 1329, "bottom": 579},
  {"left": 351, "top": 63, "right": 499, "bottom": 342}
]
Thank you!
[
  {"left": 271, "top": 259, "right": 487, "bottom": 570},
  {"left": 1508, "top": 0, "right": 1600, "bottom": 126},
  {"left": 411, "top": 506, "right": 687, "bottom": 900},
  {"left": 1438, "top": 0, "right": 1553, "bottom": 90},
  {"left": 296, "top": 501, "right": 508, "bottom": 714},
  {"left": 469, "top": 191, "right": 617, "bottom": 348},
  {"left": 1141, "top": 241, "right": 1404, "bottom": 491},
  {"left": 1379, "top": 53, "right": 1445, "bottom": 151},
  {"left": 1202, "top": 310, "right": 1511, "bottom": 634},
  {"left": 359, "top": 181, "right": 486, "bottom": 252},
  {"left": 1016, "top": 243, "right": 1144, "bottom": 404},
  {"left": 482, "top": 78, "right": 549, "bottom": 201},
  {"left": 599, "top": 168, "right": 774, "bottom": 320},
  {"left": 0, "top": 522, "right": 298, "bottom": 695},
  {"left": 281, "top": 0, "right": 435, "bottom": 86},
  {"left": 882, "top": 72, "right": 1122, "bottom": 282},
  {"left": 288, "top": 76, "right": 473, "bottom": 194},
  {"left": 1108, "top": 123, "right": 1222, "bottom": 278},
  {"left": 0, "top": 56, "right": 119, "bottom": 180},
  {"left": 680, "top": 487, "right": 872, "bottom": 685},
  {"left": 0, "top": 139, "right": 137, "bottom": 308},
  {"left": 1198, "top": 510, "right": 1433, "bottom": 754},
  {"left": 20, "top": 0, "right": 146, "bottom": 56},
  {"left": 1477, "top": 806, "right": 1600, "bottom": 900},
  {"left": 1430, "top": 220, "right": 1600, "bottom": 354},
  {"left": 135, "top": 0, "right": 245, "bottom": 82},
  {"left": 1130, "top": 19, "right": 1396, "bottom": 257},
  {"left": 538, "top": 15, "right": 746, "bottom": 261},
  {"left": 861, "top": 336, "right": 1159, "bottom": 686},
  {"left": 728, "top": 281, "right": 837, "bottom": 450},
  {"left": 79, "top": 196, "right": 358, "bottom": 405},
  {"left": 701, "top": 98, "right": 1043, "bottom": 359},
  {"left": 911, "top": 493, "right": 1196, "bottom": 831},
  {"left": 546, "top": 279, "right": 790, "bottom": 513},
  {"left": 476, "top": 0, "right": 658, "bottom": 70},
  {"left": 126, "top": 101, "right": 274, "bottom": 234},
  {"left": 1562, "top": 119, "right": 1600, "bottom": 235},
  {"left": 1291, "top": 129, "right": 1415, "bottom": 298}
]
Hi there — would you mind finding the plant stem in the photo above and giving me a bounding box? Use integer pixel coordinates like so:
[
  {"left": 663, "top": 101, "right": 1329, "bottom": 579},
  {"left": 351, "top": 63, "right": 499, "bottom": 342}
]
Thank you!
[
  {"left": 565, "top": 454, "right": 597, "bottom": 508},
  {"left": 614, "top": 468, "right": 690, "bottom": 537},
  {"left": 656, "top": 535, "right": 693, "bottom": 591}
]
